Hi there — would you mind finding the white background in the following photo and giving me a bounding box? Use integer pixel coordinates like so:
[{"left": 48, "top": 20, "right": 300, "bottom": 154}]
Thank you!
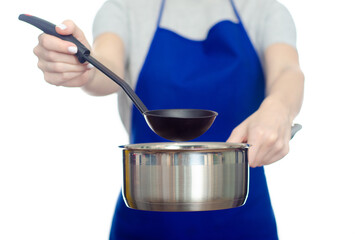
[{"left": 1, "top": 0, "right": 354, "bottom": 239}]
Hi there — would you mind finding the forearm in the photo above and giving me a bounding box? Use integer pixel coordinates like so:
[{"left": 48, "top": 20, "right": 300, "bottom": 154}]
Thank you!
[
  {"left": 263, "top": 66, "right": 304, "bottom": 122},
  {"left": 227, "top": 64, "right": 304, "bottom": 166},
  {"left": 262, "top": 43, "right": 305, "bottom": 122},
  {"left": 82, "top": 56, "right": 122, "bottom": 96}
]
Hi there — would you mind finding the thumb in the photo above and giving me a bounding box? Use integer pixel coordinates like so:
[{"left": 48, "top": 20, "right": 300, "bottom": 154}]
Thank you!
[
  {"left": 226, "top": 121, "right": 248, "bottom": 143},
  {"left": 55, "top": 20, "right": 91, "bottom": 50}
]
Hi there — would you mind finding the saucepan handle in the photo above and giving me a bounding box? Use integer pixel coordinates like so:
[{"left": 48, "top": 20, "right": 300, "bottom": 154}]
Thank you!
[{"left": 291, "top": 123, "right": 302, "bottom": 139}]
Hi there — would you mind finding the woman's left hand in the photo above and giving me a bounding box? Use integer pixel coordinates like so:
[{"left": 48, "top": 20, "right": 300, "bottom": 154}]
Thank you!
[
  {"left": 227, "top": 97, "right": 293, "bottom": 167},
  {"left": 228, "top": 43, "right": 304, "bottom": 167}
]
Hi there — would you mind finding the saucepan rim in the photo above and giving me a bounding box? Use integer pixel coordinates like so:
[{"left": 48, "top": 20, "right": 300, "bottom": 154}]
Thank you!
[{"left": 119, "top": 142, "right": 250, "bottom": 151}]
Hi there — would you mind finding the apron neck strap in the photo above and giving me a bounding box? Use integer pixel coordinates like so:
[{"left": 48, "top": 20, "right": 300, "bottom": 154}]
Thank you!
[
  {"left": 156, "top": 0, "right": 242, "bottom": 28},
  {"left": 229, "top": 0, "right": 242, "bottom": 23},
  {"left": 156, "top": 0, "right": 166, "bottom": 27}
]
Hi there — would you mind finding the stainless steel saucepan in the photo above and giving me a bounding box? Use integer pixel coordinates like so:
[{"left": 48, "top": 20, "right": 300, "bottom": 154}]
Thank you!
[
  {"left": 121, "top": 142, "right": 249, "bottom": 212},
  {"left": 120, "top": 124, "right": 301, "bottom": 212}
]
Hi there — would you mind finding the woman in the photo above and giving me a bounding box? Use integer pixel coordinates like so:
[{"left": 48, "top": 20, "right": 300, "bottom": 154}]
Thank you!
[{"left": 33, "top": 0, "right": 304, "bottom": 239}]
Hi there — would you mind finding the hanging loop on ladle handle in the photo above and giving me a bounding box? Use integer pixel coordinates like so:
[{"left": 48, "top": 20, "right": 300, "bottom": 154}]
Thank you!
[{"left": 18, "top": 14, "right": 149, "bottom": 114}]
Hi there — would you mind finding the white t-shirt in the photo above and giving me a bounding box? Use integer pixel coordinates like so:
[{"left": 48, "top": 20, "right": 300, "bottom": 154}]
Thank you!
[{"left": 92, "top": 0, "right": 297, "bottom": 132}]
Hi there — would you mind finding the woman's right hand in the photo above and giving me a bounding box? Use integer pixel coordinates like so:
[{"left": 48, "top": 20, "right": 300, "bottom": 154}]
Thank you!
[{"left": 33, "top": 20, "right": 93, "bottom": 87}]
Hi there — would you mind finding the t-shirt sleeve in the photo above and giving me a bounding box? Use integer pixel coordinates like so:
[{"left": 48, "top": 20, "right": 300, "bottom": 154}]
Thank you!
[
  {"left": 259, "top": 1, "right": 297, "bottom": 51},
  {"left": 92, "top": 0, "right": 129, "bottom": 54}
]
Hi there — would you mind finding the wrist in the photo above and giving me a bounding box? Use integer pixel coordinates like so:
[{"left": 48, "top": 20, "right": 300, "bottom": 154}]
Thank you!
[
  {"left": 260, "top": 96, "right": 294, "bottom": 125},
  {"left": 81, "top": 68, "right": 97, "bottom": 94}
]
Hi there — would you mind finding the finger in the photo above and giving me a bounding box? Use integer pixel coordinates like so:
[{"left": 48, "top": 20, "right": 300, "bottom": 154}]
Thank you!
[
  {"left": 247, "top": 143, "right": 260, "bottom": 168},
  {"left": 38, "top": 60, "right": 89, "bottom": 73},
  {"left": 227, "top": 122, "right": 248, "bottom": 143},
  {"left": 55, "top": 20, "right": 90, "bottom": 49},
  {"left": 251, "top": 134, "right": 275, "bottom": 167},
  {"left": 38, "top": 33, "right": 78, "bottom": 55},
  {"left": 43, "top": 71, "right": 89, "bottom": 86},
  {"left": 61, "top": 71, "right": 91, "bottom": 87},
  {"left": 56, "top": 20, "right": 82, "bottom": 37},
  {"left": 261, "top": 137, "right": 290, "bottom": 165},
  {"left": 251, "top": 146, "right": 271, "bottom": 167},
  {"left": 248, "top": 126, "right": 291, "bottom": 167},
  {"left": 34, "top": 45, "right": 80, "bottom": 65},
  {"left": 257, "top": 125, "right": 291, "bottom": 165},
  {"left": 245, "top": 126, "right": 274, "bottom": 167}
]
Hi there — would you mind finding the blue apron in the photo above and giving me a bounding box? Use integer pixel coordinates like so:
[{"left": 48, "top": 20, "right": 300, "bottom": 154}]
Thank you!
[{"left": 110, "top": 0, "right": 278, "bottom": 239}]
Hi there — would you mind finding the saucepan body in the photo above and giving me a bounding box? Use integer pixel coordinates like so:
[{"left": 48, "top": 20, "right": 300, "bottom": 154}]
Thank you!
[{"left": 120, "top": 142, "right": 249, "bottom": 212}]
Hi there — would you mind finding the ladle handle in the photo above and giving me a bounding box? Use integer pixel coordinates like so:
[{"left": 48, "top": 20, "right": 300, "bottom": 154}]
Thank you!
[
  {"left": 18, "top": 14, "right": 148, "bottom": 114},
  {"left": 18, "top": 14, "right": 89, "bottom": 63},
  {"left": 84, "top": 55, "right": 148, "bottom": 113}
]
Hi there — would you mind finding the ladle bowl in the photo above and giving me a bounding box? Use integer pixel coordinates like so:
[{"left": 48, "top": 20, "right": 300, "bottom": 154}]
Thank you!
[
  {"left": 19, "top": 14, "right": 218, "bottom": 141},
  {"left": 145, "top": 109, "right": 217, "bottom": 141}
]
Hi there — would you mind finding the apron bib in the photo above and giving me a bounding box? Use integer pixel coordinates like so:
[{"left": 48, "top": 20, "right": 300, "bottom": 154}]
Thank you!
[{"left": 111, "top": 0, "right": 278, "bottom": 239}]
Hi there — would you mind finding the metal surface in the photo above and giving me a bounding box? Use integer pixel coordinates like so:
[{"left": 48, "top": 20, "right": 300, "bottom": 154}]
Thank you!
[
  {"left": 120, "top": 142, "right": 249, "bottom": 212},
  {"left": 291, "top": 123, "right": 302, "bottom": 139}
]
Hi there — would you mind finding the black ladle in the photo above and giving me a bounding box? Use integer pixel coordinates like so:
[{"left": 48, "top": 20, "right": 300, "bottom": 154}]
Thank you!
[{"left": 19, "top": 14, "right": 218, "bottom": 141}]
